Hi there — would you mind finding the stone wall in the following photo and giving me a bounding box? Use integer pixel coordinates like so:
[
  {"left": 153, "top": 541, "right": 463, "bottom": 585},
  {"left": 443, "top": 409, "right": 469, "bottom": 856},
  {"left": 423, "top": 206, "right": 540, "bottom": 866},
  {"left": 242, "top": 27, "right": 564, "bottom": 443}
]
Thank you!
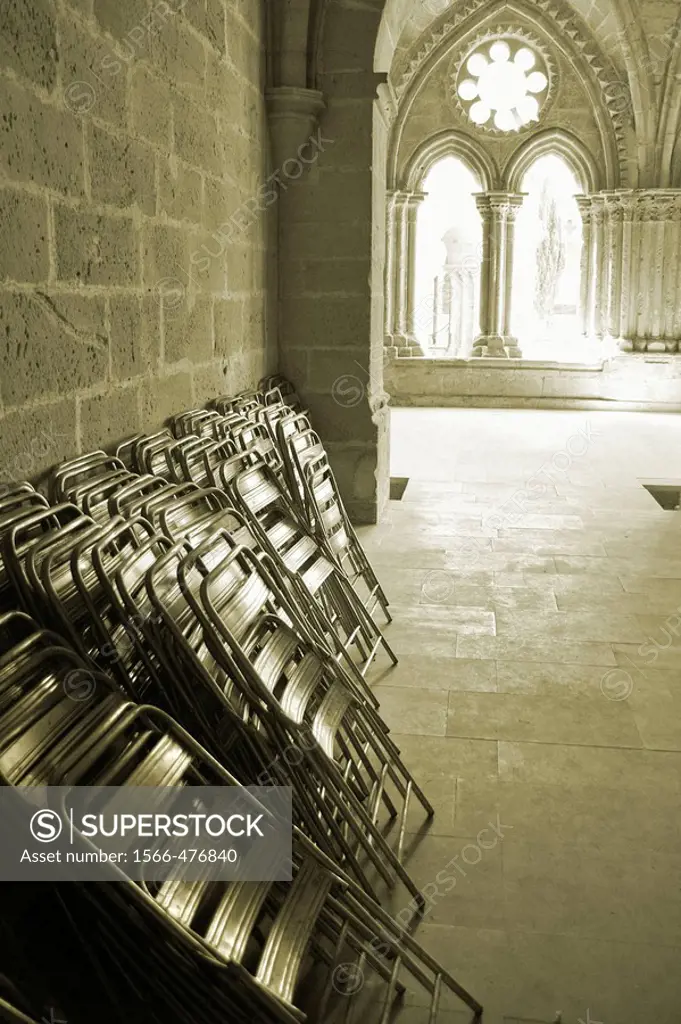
[
  {"left": 275, "top": 1, "right": 391, "bottom": 524},
  {"left": 0, "top": 0, "right": 274, "bottom": 487}
]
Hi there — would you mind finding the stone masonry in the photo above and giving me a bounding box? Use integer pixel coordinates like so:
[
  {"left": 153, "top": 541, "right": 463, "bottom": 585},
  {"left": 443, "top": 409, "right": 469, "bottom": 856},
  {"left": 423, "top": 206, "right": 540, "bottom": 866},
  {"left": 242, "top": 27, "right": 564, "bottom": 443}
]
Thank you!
[{"left": 0, "top": 0, "right": 274, "bottom": 488}]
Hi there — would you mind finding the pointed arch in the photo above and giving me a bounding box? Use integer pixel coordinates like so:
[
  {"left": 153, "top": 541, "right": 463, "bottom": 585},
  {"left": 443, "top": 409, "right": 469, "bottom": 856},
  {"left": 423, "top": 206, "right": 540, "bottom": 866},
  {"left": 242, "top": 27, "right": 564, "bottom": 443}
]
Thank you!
[
  {"left": 503, "top": 128, "right": 600, "bottom": 193},
  {"left": 399, "top": 129, "right": 499, "bottom": 192},
  {"left": 384, "top": 0, "right": 625, "bottom": 189}
]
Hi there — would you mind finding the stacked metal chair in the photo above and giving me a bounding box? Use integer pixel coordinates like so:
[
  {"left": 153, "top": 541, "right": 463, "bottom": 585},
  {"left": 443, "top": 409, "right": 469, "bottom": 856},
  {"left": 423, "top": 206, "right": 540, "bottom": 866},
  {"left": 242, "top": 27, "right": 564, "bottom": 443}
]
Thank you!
[
  {"left": 229, "top": 456, "right": 396, "bottom": 678},
  {"left": 145, "top": 533, "right": 430, "bottom": 901},
  {"left": 0, "top": 485, "right": 50, "bottom": 612},
  {"left": 0, "top": 614, "right": 482, "bottom": 1023},
  {"left": 52, "top": 449, "right": 382, "bottom": 702},
  {"left": 6, "top": 470, "right": 430, "bottom": 902},
  {"left": 277, "top": 418, "right": 392, "bottom": 624},
  {"left": 211, "top": 381, "right": 392, "bottom": 626},
  {"left": 113, "top": 422, "right": 395, "bottom": 682},
  {"left": 0, "top": 376, "right": 487, "bottom": 1019}
]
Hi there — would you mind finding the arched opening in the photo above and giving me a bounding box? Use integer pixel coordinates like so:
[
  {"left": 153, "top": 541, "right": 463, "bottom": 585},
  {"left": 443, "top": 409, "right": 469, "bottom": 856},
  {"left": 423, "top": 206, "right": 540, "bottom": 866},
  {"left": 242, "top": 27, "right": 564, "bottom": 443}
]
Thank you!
[
  {"left": 413, "top": 156, "right": 483, "bottom": 356},
  {"left": 511, "top": 152, "right": 586, "bottom": 359}
]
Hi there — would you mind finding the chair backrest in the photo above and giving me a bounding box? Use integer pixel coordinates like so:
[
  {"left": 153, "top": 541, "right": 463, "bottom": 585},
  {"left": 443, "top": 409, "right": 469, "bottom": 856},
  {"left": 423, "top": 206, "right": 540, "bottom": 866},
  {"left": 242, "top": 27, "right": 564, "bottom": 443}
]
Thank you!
[
  {"left": 0, "top": 490, "right": 51, "bottom": 609},
  {"left": 132, "top": 431, "right": 175, "bottom": 476},
  {"left": 50, "top": 452, "right": 126, "bottom": 504},
  {"left": 106, "top": 475, "right": 169, "bottom": 518},
  {"left": 234, "top": 461, "right": 289, "bottom": 519}
]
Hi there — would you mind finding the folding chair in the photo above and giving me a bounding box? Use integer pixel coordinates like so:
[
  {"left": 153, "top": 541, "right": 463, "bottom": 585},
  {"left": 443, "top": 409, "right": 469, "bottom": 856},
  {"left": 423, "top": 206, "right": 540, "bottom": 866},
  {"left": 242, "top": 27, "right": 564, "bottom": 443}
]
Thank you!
[
  {"left": 233, "top": 458, "right": 397, "bottom": 677},
  {"left": 180, "top": 540, "right": 433, "bottom": 903}
]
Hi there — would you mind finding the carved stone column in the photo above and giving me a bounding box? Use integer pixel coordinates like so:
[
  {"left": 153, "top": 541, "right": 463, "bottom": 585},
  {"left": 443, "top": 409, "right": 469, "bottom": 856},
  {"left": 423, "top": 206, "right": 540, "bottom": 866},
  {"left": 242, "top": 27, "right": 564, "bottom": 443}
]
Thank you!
[
  {"left": 383, "top": 190, "right": 399, "bottom": 353},
  {"left": 578, "top": 192, "right": 625, "bottom": 347},
  {"left": 604, "top": 194, "right": 624, "bottom": 339},
  {"left": 592, "top": 196, "right": 609, "bottom": 340},
  {"left": 668, "top": 200, "right": 681, "bottom": 343},
  {"left": 617, "top": 190, "right": 681, "bottom": 352},
  {"left": 404, "top": 193, "right": 426, "bottom": 355},
  {"left": 501, "top": 199, "right": 523, "bottom": 358},
  {"left": 578, "top": 189, "right": 681, "bottom": 352},
  {"left": 385, "top": 190, "right": 424, "bottom": 356},
  {"left": 618, "top": 193, "right": 635, "bottom": 344},
  {"left": 391, "top": 191, "right": 409, "bottom": 341},
  {"left": 577, "top": 197, "right": 592, "bottom": 337},
  {"left": 472, "top": 192, "right": 525, "bottom": 358}
]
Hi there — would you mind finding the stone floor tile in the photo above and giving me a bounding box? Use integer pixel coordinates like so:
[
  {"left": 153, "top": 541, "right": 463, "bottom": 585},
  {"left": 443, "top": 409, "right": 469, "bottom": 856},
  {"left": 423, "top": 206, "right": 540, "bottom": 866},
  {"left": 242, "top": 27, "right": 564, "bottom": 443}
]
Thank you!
[
  {"left": 418, "top": 582, "right": 558, "bottom": 613},
  {"left": 445, "top": 552, "right": 558, "bottom": 574},
  {"left": 456, "top": 636, "right": 617, "bottom": 665},
  {"left": 500, "top": 513, "right": 584, "bottom": 531},
  {"left": 446, "top": 691, "right": 642, "bottom": 747},
  {"left": 618, "top": 575, "right": 681, "bottom": 598},
  {"left": 454, "top": 777, "right": 681, "bottom": 850},
  {"left": 492, "top": 534, "right": 607, "bottom": 556},
  {"left": 495, "top": 609, "right": 646, "bottom": 644},
  {"left": 372, "top": 656, "right": 497, "bottom": 693},
  {"left": 497, "top": 740, "right": 681, "bottom": 793},
  {"left": 502, "top": 838, "right": 681, "bottom": 944},
  {"left": 390, "top": 733, "right": 500, "bottom": 780},
  {"left": 386, "top": 605, "right": 496, "bottom": 652},
  {"left": 556, "top": 554, "right": 681, "bottom": 577},
  {"left": 387, "top": 834, "right": 506, "bottom": 931},
  {"left": 555, "top": 590, "right": 679, "bottom": 614},
  {"left": 374, "top": 685, "right": 450, "bottom": 736},
  {"left": 495, "top": 660, "right": 613, "bottom": 697},
  {"left": 628, "top": 689, "right": 681, "bottom": 750}
]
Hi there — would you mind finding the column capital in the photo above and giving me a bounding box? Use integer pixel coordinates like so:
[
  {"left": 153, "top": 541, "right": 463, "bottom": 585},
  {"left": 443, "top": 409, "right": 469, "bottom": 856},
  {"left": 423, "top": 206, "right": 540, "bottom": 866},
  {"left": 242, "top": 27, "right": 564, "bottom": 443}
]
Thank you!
[
  {"left": 637, "top": 191, "right": 678, "bottom": 222},
  {"left": 578, "top": 189, "right": 681, "bottom": 224},
  {"left": 406, "top": 191, "right": 427, "bottom": 210},
  {"left": 474, "top": 191, "right": 527, "bottom": 219},
  {"left": 265, "top": 87, "right": 326, "bottom": 168},
  {"left": 576, "top": 195, "right": 592, "bottom": 227},
  {"left": 387, "top": 189, "right": 426, "bottom": 210}
]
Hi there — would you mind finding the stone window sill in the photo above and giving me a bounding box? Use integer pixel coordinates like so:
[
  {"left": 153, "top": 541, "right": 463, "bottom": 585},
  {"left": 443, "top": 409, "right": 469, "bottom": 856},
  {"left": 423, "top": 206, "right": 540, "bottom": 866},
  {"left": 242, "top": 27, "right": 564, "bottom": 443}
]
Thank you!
[{"left": 393, "top": 356, "right": 607, "bottom": 371}]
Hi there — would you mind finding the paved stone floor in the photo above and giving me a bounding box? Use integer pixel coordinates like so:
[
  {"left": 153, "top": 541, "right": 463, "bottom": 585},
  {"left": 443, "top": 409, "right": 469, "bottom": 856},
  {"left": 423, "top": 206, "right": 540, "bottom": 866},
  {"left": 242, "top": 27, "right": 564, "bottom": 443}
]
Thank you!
[{"left": 356, "top": 407, "right": 681, "bottom": 1024}]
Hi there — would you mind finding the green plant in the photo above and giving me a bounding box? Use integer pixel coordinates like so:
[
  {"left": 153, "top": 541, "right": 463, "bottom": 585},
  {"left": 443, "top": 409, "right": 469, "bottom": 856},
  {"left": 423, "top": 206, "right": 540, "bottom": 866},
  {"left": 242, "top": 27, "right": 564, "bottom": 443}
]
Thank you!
[{"left": 535, "top": 181, "right": 567, "bottom": 321}]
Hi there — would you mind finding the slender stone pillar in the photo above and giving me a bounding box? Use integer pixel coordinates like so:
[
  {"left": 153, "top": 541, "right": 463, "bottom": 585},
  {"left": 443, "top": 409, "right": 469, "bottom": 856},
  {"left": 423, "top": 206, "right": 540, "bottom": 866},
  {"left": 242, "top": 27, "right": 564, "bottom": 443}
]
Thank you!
[
  {"left": 472, "top": 192, "right": 525, "bottom": 358},
  {"left": 626, "top": 194, "right": 643, "bottom": 349},
  {"left": 578, "top": 192, "right": 625, "bottom": 347},
  {"left": 404, "top": 193, "right": 426, "bottom": 354},
  {"left": 593, "top": 196, "right": 609, "bottom": 340},
  {"left": 393, "top": 191, "right": 410, "bottom": 340},
  {"left": 604, "top": 194, "right": 623, "bottom": 339},
  {"left": 668, "top": 201, "right": 681, "bottom": 347},
  {"left": 383, "top": 190, "right": 398, "bottom": 353},
  {"left": 385, "top": 189, "right": 425, "bottom": 356},
  {"left": 618, "top": 193, "right": 635, "bottom": 344},
  {"left": 501, "top": 199, "right": 523, "bottom": 358},
  {"left": 577, "top": 197, "right": 592, "bottom": 338}
]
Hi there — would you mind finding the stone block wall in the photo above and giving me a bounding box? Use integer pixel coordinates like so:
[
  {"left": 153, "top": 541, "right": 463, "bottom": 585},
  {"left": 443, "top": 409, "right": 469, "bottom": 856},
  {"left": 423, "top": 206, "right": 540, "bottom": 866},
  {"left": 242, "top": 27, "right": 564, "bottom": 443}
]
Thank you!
[
  {"left": 275, "top": 2, "right": 391, "bottom": 524},
  {"left": 0, "top": 0, "right": 274, "bottom": 488}
]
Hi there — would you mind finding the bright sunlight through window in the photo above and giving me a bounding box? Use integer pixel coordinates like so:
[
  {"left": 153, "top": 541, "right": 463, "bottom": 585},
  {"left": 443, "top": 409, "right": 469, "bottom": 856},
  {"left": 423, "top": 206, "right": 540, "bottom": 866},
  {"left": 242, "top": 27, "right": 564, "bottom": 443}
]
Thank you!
[{"left": 457, "top": 39, "right": 548, "bottom": 132}]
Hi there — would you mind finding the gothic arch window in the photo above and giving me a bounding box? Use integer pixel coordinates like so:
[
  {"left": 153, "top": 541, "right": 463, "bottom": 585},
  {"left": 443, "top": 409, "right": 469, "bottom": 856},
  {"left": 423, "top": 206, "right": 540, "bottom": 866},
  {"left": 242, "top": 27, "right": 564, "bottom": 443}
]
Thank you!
[
  {"left": 414, "top": 156, "right": 483, "bottom": 356},
  {"left": 503, "top": 128, "right": 600, "bottom": 193},
  {"left": 455, "top": 37, "right": 549, "bottom": 133},
  {"left": 511, "top": 152, "right": 586, "bottom": 359}
]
